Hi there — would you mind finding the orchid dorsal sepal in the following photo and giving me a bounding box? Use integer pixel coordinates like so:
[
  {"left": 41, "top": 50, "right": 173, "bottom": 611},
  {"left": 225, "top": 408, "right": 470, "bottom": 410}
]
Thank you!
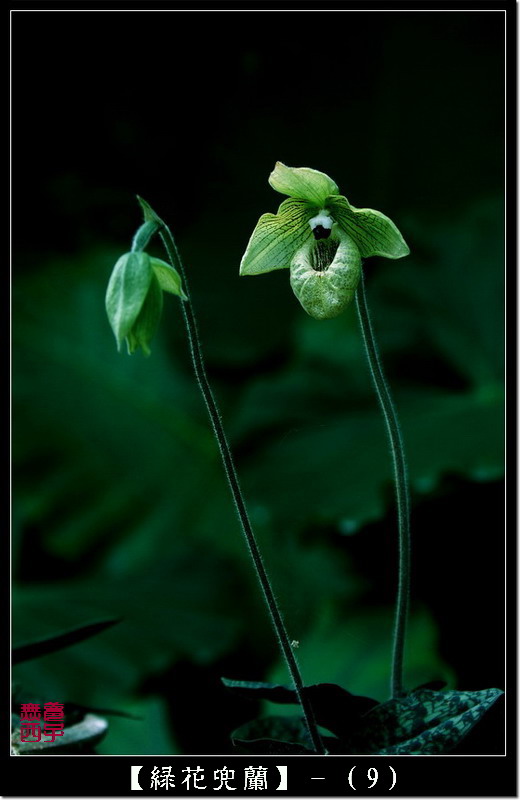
[
  {"left": 240, "top": 163, "right": 410, "bottom": 320},
  {"left": 268, "top": 162, "right": 339, "bottom": 205}
]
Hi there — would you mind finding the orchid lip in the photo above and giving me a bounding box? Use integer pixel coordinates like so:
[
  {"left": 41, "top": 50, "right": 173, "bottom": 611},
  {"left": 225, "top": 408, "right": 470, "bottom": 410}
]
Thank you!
[
  {"left": 310, "top": 238, "right": 340, "bottom": 271},
  {"left": 289, "top": 227, "right": 362, "bottom": 320}
]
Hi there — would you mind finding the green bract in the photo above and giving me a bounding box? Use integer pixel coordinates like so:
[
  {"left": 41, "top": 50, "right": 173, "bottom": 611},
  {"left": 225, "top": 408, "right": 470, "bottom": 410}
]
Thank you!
[
  {"left": 240, "top": 162, "right": 410, "bottom": 320},
  {"left": 105, "top": 251, "right": 186, "bottom": 355}
]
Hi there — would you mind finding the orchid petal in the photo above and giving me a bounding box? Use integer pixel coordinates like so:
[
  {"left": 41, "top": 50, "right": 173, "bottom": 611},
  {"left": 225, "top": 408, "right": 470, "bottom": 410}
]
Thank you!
[
  {"left": 240, "top": 198, "right": 314, "bottom": 276},
  {"left": 327, "top": 195, "right": 410, "bottom": 259}
]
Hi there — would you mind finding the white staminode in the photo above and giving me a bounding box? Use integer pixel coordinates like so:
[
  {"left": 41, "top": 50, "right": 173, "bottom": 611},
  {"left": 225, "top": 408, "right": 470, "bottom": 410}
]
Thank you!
[{"left": 309, "top": 210, "right": 334, "bottom": 231}]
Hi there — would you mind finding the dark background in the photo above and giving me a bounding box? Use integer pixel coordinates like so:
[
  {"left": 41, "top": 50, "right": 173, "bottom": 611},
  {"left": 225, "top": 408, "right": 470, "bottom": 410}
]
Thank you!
[{"left": 12, "top": 9, "right": 505, "bottom": 755}]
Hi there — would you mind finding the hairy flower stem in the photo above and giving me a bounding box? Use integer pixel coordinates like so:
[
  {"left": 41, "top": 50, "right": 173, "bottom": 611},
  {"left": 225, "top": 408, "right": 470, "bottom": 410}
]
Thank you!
[
  {"left": 139, "top": 201, "right": 324, "bottom": 754},
  {"left": 355, "top": 272, "right": 411, "bottom": 699}
]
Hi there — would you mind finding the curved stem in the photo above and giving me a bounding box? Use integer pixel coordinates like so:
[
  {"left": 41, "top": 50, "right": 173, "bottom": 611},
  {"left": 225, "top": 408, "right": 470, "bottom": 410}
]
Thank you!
[
  {"left": 145, "top": 207, "right": 324, "bottom": 754},
  {"left": 355, "top": 272, "right": 411, "bottom": 699}
]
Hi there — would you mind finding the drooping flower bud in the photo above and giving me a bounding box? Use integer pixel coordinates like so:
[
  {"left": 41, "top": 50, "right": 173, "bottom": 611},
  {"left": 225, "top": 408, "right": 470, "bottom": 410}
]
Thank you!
[{"left": 105, "top": 251, "right": 186, "bottom": 355}]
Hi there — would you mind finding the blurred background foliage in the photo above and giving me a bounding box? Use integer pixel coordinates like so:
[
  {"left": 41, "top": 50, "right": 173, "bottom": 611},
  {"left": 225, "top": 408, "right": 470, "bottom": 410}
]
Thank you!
[{"left": 12, "top": 10, "right": 504, "bottom": 754}]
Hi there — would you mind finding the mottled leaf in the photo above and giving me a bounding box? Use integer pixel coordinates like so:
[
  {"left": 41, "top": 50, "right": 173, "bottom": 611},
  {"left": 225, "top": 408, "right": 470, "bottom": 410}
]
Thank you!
[{"left": 352, "top": 687, "right": 504, "bottom": 755}]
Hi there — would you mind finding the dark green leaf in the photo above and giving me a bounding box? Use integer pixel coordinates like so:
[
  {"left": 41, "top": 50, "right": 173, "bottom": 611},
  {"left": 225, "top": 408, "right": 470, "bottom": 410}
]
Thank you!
[
  {"left": 241, "top": 389, "right": 503, "bottom": 533},
  {"left": 222, "top": 678, "right": 378, "bottom": 739},
  {"left": 267, "top": 606, "right": 453, "bottom": 705},
  {"left": 371, "top": 198, "right": 504, "bottom": 390},
  {"left": 13, "top": 550, "right": 242, "bottom": 707},
  {"left": 13, "top": 617, "right": 120, "bottom": 665},
  {"left": 12, "top": 251, "right": 242, "bottom": 570},
  {"left": 221, "top": 678, "right": 296, "bottom": 704},
  {"left": 231, "top": 715, "right": 317, "bottom": 755},
  {"left": 95, "top": 696, "right": 177, "bottom": 756}
]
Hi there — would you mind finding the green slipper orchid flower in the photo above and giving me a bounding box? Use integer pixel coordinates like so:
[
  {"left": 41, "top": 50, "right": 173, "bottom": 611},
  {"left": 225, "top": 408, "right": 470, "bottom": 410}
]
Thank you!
[{"left": 240, "top": 162, "right": 410, "bottom": 320}]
